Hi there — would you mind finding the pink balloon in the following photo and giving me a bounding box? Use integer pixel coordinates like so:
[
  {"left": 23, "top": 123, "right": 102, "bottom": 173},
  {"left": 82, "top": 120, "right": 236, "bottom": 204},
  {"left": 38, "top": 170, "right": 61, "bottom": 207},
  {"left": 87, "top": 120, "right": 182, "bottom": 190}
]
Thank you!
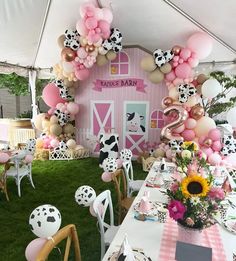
[
  {"left": 24, "top": 154, "right": 34, "bottom": 164},
  {"left": 89, "top": 203, "right": 105, "bottom": 217},
  {"left": 198, "top": 135, "right": 207, "bottom": 145},
  {"left": 116, "top": 158, "right": 123, "bottom": 168},
  {"left": 173, "top": 124, "right": 185, "bottom": 134},
  {"left": 48, "top": 108, "right": 55, "bottom": 115},
  {"left": 50, "top": 139, "right": 60, "bottom": 148},
  {"left": 75, "top": 68, "right": 90, "bottom": 80},
  {"left": 102, "top": 8, "right": 113, "bottom": 23},
  {"left": 208, "top": 153, "right": 222, "bottom": 166},
  {"left": 188, "top": 57, "right": 199, "bottom": 67},
  {"left": 179, "top": 48, "right": 191, "bottom": 61},
  {"left": 187, "top": 32, "right": 213, "bottom": 59},
  {"left": 77, "top": 47, "right": 88, "bottom": 59},
  {"left": 98, "top": 20, "right": 110, "bottom": 39},
  {"left": 181, "top": 129, "right": 195, "bottom": 141},
  {"left": 85, "top": 17, "right": 98, "bottom": 30},
  {"left": 208, "top": 128, "right": 221, "bottom": 141},
  {"left": 212, "top": 140, "right": 222, "bottom": 152},
  {"left": 67, "top": 102, "right": 79, "bottom": 115},
  {"left": 166, "top": 149, "right": 173, "bottom": 159},
  {"left": 165, "top": 70, "right": 176, "bottom": 82},
  {"left": 56, "top": 103, "right": 64, "bottom": 110},
  {"left": 42, "top": 83, "right": 66, "bottom": 108},
  {"left": 175, "top": 63, "right": 192, "bottom": 79},
  {"left": 0, "top": 152, "right": 10, "bottom": 163},
  {"left": 201, "top": 147, "right": 213, "bottom": 158},
  {"left": 76, "top": 19, "right": 89, "bottom": 35},
  {"left": 25, "top": 238, "right": 47, "bottom": 261},
  {"left": 101, "top": 172, "right": 112, "bottom": 182},
  {"left": 185, "top": 118, "right": 197, "bottom": 129}
]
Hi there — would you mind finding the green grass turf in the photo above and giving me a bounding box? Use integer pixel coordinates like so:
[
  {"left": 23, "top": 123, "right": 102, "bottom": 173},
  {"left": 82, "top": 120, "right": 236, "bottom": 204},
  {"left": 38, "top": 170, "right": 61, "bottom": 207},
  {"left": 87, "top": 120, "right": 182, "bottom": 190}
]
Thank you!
[{"left": 0, "top": 158, "right": 146, "bottom": 261}]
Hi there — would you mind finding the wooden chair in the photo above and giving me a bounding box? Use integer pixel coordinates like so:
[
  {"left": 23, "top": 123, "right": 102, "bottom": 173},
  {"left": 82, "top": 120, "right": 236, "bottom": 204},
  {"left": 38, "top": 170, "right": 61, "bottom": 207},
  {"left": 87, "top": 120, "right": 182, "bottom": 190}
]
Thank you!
[
  {"left": 0, "top": 163, "right": 10, "bottom": 201},
  {"left": 112, "top": 169, "right": 135, "bottom": 224},
  {"left": 36, "top": 224, "right": 81, "bottom": 261}
]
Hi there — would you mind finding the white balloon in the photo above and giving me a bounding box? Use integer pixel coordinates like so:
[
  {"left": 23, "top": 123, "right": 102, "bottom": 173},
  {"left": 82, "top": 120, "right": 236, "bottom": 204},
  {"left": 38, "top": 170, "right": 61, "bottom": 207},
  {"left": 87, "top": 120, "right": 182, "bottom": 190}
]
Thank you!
[
  {"left": 62, "top": 61, "right": 74, "bottom": 73},
  {"left": 201, "top": 79, "right": 222, "bottom": 99},
  {"left": 75, "top": 185, "right": 96, "bottom": 207},
  {"left": 29, "top": 205, "right": 61, "bottom": 238},
  {"left": 102, "top": 157, "right": 118, "bottom": 172},
  {"left": 227, "top": 107, "right": 236, "bottom": 127}
]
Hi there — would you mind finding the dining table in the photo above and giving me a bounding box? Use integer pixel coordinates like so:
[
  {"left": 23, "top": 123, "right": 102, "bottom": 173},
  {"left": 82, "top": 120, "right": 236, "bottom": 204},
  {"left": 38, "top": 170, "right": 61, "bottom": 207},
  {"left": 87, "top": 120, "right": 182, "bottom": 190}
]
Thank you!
[{"left": 102, "top": 161, "right": 236, "bottom": 261}]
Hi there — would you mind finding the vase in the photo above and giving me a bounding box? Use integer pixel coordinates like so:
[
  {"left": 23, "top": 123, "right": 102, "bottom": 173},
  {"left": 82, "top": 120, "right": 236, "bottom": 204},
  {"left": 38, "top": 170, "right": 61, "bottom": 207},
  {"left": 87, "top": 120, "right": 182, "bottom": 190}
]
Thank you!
[{"left": 177, "top": 222, "right": 202, "bottom": 245}]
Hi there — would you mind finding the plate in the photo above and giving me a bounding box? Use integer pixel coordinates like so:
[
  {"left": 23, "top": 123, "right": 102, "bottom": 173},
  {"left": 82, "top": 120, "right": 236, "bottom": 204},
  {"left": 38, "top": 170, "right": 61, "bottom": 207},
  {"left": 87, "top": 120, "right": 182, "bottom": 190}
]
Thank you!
[
  {"left": 108, "top": 248, "right": 152, "bottom": 261},
  {"left": 146, "top": 177, "right": 161, "bottom": 188},
  {"left": 133, "top": 201, "right": 163, "bottom": 217},
  {"left": 222, "top": 219, "right": 236, "bottom": 234}
]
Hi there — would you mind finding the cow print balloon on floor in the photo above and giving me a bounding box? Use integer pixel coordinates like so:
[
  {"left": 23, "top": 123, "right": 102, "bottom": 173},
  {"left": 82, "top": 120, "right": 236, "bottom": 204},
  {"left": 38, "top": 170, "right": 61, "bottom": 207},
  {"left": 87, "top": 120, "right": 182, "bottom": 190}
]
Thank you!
[
  {"left": 75, "top": 185, "right": 96, "bottom": 207},
  {"left": 29, "top": 204, "right": 61, "bottom": 238}
]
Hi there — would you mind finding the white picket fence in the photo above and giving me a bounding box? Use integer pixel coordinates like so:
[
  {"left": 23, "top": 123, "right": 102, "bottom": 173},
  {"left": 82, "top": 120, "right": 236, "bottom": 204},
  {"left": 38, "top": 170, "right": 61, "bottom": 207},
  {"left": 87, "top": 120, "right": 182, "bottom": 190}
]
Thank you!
[
  {"left": 76, "top": 128, "right": 99, "bottom": 154},
  {"left": 10, "top": 128, "right": 35, "bottom": 148}
]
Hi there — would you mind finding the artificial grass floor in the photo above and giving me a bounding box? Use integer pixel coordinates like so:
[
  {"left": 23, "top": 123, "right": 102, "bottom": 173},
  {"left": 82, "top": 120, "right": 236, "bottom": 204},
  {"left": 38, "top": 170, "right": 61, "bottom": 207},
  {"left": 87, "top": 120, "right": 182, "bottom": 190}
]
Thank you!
[{"left": 0, "top": 158, "right": 146, "bottom": 261}]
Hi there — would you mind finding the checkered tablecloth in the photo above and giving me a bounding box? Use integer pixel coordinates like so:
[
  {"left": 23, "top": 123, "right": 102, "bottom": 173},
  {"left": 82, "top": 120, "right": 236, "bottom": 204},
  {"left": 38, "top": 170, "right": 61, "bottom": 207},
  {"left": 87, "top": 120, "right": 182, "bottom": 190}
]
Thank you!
[{"left": 159, "top": 217, "right": 227, "bottom": 261}]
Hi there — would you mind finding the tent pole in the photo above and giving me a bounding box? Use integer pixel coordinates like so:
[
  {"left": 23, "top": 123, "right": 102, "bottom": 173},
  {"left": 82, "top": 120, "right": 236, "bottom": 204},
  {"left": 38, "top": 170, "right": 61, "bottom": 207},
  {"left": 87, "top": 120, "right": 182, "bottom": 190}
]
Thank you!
[
  {"left": 32, "top": 0, "right": 52, "bottom": 67},
  {"left": 162, "top": 0, "right": 236, "bottom": 55}
]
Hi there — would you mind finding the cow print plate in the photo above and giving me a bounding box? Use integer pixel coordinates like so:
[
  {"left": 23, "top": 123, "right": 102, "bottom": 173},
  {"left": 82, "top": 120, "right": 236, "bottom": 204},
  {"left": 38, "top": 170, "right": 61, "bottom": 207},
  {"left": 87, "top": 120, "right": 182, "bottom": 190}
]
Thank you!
[
  {"left": 222, "top": 219, "right": 236, "bottom": 234},
  {"left": 108, "top": 248, "right": 152, "bottom": 261},
  {"left": 133, "top": 201, "right": 163, "bottom": 217}
]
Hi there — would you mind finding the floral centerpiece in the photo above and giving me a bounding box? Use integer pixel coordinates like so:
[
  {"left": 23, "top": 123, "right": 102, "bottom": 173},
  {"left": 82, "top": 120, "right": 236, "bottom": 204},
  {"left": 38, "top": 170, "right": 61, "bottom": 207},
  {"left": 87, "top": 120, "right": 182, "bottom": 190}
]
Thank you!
[{"left": 166, "top": 141, "right": 226, "bottom": 230}]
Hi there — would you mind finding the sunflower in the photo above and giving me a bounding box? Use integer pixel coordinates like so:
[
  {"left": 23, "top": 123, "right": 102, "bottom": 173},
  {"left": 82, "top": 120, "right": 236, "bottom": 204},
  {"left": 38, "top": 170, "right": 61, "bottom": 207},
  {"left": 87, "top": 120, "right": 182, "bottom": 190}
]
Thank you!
[
  {"left": 182, "top": 141, "right": 198, "bottom": 151},
  {"left": 181, "top": 175, "right": 209, "bottom": 198}
]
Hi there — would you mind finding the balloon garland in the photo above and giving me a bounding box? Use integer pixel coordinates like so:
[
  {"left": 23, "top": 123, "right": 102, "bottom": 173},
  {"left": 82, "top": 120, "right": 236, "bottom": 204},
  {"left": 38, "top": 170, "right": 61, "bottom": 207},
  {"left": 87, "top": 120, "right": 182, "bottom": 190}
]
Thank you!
[{"left": 34, "top": 1, "right": 123, "bottom": 151}]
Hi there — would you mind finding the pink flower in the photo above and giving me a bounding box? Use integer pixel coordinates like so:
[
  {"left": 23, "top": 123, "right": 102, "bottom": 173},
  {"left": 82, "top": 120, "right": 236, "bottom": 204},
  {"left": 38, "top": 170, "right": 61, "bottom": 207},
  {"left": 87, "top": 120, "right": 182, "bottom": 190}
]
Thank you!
[
  {"left": 208, "top": 187, "right": 225, "bottom": 200},
  {"left": 168, "top": 200, "right": 186, "bottom": 221},
  {"left": 170, "top": 182, "right": 179, "bottom": 193}
]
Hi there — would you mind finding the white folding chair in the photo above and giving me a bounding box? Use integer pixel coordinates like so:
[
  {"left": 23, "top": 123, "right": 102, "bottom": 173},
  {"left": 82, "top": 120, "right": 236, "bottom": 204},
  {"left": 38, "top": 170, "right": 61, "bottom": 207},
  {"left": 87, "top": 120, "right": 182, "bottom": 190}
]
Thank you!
[
  {"left": 123, "top": 160, "right": 144, "bottom": 197},
  {"left": 6, "top": 139, "right": 36, "bottom": 197},
  {"left": 93, "top": 190, "right": 120, "bottom": 260}
]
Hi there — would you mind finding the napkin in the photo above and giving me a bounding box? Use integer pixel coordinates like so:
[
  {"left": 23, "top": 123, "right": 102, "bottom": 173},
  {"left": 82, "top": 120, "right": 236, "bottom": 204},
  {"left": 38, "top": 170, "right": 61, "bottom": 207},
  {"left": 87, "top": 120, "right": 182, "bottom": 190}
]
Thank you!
[
  {"left": 117, "top": 235, "right": 135, "bottom": 261},
  {"left": 138, "top": 192, "right": 152, "bottom": 213}
]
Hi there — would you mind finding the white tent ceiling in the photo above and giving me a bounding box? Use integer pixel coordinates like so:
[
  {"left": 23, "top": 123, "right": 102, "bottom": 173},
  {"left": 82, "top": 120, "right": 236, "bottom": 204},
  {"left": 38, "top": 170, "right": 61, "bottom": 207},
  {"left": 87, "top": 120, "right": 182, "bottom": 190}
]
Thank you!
[{"left": 0, "top": 0, "right": 236, "bottom": 72}]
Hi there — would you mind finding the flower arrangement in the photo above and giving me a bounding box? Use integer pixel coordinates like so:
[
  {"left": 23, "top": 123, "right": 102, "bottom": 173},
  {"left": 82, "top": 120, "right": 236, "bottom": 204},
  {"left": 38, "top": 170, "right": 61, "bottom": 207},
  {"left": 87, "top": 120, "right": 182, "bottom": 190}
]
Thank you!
[{"left": 166, "top": 141, "right": 226, "bottom": 229}]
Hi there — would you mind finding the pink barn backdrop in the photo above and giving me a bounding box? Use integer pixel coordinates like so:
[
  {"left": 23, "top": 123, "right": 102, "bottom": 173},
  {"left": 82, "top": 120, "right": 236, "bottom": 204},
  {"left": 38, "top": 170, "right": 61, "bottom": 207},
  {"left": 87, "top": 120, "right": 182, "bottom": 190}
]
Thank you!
[{"left": 75, "top": 46, "right": 168, "bottom": 156}]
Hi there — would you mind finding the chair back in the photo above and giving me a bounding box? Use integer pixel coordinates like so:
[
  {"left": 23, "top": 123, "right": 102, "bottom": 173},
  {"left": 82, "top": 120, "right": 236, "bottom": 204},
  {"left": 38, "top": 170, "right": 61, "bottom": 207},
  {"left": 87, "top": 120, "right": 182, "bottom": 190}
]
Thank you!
[
  {"left": 93, "top": 190, "right": 114, "bottom": 260},
  {"left": 36, "top": 224, "right": 81, "bottom": 261},
  {"left": 112, "top": 169, "right": 128, "bottom": 206},
  {"left": 122, "top": 160, "right": 134, "bottom": 196}
]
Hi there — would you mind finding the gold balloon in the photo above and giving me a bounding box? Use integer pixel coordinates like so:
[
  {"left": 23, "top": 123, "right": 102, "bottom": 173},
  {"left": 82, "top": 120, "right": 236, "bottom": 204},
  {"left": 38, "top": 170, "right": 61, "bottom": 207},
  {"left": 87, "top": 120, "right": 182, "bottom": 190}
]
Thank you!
[
  {"left": 196, "top": 84, "right": 202, "bottom": 95},
  {"left": 50, "top": 124, "right": 62, "bottom": 136},
  {"left": 162, "top": 96, "right": 173, "bottom": 108},
  {"left": 161, "top": 105, "right": 188, "bottom": 142},
  {"left": 64, "top": 79, "right": 74, "bottom": 88},
  {"left": 160, "top": 63, "right": 172, "bottom": 74},
  {"left": 50, "top": 115, "right": 58, "bottom": 124},
  {"left": 190, "top": 104, "right": 205, "bottom": 120},
  {"left": 172, "top": 45, "right": 182, "bottom": 55},
  {"left": 96, "top": 54, "right": 108, "bottom": 66},
  {"left": 85, "top": 44, "right": 95, "bottom": 53},
  {"left": 63, "top": 123, "right": 75, "bottom": 134},
  {"left": 140, "top": 55, "right": 157, "bottom": 72},
  {"left": 204, "top": 138, "right": 213, "bottom": 148},
  {"left": 196, "top": 74, "right": 208, "bottom": 84},
  {"left": 106, "top": 51, "right": 117, "bottom": 61},
  {"left": 61, "top": 47, "right": 76, "bottom": 62},
  {"left": 148, "top": 68, "right": 164, "bottom": 84},
  {"left": 57, "top": 34, "right": 65, "bottom": 49}
]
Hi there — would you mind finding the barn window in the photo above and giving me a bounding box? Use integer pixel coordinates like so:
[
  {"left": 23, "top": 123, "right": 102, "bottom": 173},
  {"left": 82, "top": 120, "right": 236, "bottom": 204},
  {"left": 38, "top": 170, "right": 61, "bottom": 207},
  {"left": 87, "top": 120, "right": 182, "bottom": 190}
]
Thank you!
[
  {"left": 110, "top": 51, "right": 129, "bottom": 75},
  {"left": 150, "top": 110, "right": 164, "bottom": 129}
]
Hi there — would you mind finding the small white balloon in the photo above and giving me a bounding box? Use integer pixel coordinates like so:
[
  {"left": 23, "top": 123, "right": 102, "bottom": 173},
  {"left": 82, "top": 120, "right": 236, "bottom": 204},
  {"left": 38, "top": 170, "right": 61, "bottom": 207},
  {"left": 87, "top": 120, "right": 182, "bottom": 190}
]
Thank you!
[
  {"left": 75, "top": 185, "right": 96, "bottom": 207},
  {"left": 201, "top": 79, "right": 222, "bottom": 99},
  {"left": 29, "top": 205, "right": 61, "bottom": 238},
  {"left": 227, "top": 107, "right": 236, "bottom": 127},
  {"left": 102, "top": 157, "right": 118, "bottom": 172}
]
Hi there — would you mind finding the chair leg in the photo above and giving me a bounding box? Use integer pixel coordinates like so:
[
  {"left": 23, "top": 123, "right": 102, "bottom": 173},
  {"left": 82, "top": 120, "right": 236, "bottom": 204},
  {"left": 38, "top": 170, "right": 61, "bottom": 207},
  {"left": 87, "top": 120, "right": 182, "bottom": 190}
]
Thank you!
[
  {"left": 28, "top": 174, "right": 35, "bottom": 189},
  {"left": 17, "top": 178, "right": 21, "bottom": 197},
  {"left": 100, "top": 241, "right": 105, "bottom": 261}
]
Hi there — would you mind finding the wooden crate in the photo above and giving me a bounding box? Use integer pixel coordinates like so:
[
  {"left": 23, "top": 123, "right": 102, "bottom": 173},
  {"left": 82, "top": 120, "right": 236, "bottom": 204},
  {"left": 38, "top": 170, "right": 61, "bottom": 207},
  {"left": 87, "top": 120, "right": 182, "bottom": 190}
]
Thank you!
[{"left": 34, "top": 149, "right": 50, "bottom": 160}]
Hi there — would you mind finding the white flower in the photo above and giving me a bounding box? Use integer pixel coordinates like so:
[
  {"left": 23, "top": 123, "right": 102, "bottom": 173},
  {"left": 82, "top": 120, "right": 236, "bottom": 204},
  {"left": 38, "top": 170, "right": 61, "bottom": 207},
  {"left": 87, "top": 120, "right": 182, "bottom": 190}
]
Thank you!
[{"left": 190, "top": 197, "right": 200, "bottom": 205}]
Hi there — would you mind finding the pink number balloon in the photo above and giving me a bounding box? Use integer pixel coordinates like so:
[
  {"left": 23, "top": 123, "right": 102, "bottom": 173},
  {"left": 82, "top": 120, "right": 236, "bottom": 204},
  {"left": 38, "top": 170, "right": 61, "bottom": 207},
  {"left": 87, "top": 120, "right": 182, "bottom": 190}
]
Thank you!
[{"left": 161, "top": 105, "right": 188, "bottom": 142}]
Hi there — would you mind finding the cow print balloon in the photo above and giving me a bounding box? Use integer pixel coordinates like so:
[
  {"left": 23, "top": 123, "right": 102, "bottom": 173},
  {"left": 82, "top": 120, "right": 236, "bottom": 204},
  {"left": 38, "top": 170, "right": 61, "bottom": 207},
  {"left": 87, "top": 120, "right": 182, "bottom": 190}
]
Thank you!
[
  {"left": 120, "top": 149, "right": 133, "bottom": 162},
  {"left": 102, "top": 157, "right": 118, "bottom": 173},
  {"left": 29, "top": 204, "right": 61, "bottom": 238},
  {"left": 75, "top": 185, "right": 96, "bottom": 207}
]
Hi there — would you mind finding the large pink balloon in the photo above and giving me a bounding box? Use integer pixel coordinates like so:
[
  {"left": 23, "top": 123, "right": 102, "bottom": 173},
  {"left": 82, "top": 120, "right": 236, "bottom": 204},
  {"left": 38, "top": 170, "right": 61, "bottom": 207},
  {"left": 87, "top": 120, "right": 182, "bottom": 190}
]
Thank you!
[
  {"left": 0, "top": 152, "right": 10, "bottom": 163},
  {"left": 75, "top": 68, "right": 90, "bottom": 80},
  {"left": 175, "top": 63, "right": 192, "bottom": 79},
  {"left": 181, "top": 129, "right": 195, "bottom": 141},
  {"left": 25, "top": 238, "right": 47, "bottom": 261},
  {"left": 185, "top": 118, "right": 197, "bottom": 129},
  {"left": 187, "top": 32, "right": 213, "bottom": 59},
  {"left": 42, "top": 83, "right": 66, "bottom": 108},
  {"left": 67, "top": 102, "right": 79, "bottom": 115}
]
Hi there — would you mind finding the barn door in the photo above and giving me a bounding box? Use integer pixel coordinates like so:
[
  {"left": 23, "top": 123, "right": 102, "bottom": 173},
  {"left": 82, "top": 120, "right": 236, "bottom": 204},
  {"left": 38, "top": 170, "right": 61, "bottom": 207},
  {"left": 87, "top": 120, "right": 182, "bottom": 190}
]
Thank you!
[
  {"left": 123, "top": 101, "right": 149, "bottom": 156},
  {"left": 91, "top": 101, "right": 114, "bottom": 153}
]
